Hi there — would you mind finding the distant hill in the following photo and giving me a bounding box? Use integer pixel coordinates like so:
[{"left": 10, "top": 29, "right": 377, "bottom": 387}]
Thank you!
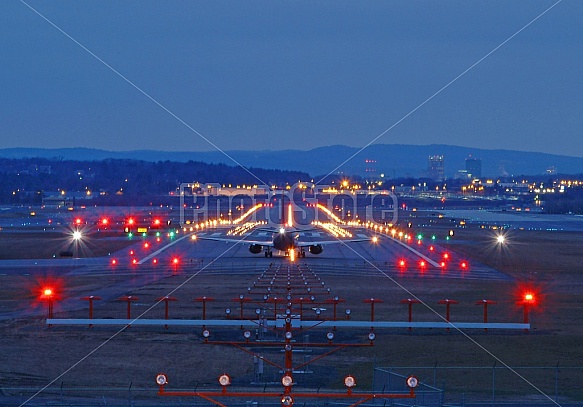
[{"left": 1, "top": 145, "right": 582, "bottom": 178}]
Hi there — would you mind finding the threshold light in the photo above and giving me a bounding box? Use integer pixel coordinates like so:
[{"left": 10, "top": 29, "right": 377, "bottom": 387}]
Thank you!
[
  {"left": 344, "top": 375, "right": 356, "bottom": 388},
  {"left": 218, "top": 374, "right": 231, "bottom": 387},
  {"left": 156, "top": 374, "right": 168, "bottom": 386}
]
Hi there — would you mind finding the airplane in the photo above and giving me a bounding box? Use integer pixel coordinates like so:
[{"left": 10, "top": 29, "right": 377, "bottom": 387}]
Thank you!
[{"left": 194, "top": 203, "right": 376, "bottom": 258}]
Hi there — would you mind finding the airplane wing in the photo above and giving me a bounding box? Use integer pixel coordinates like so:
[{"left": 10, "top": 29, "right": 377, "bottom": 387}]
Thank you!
[
  {"left": 195, "top": 234, "right": 275, "bottom": 247},
  {"left": 296, "top": 237, "right": 373, "bottom": 247}
]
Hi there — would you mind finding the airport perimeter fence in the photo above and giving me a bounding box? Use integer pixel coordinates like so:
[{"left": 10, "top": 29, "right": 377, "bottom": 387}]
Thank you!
[{"left": 374, "top": 366, "right": 583, "bottom": 406}]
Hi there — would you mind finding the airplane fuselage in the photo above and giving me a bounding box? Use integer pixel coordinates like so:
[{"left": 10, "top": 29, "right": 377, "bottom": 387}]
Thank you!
[{"left": 273, "top": 231, "right": 296, "bottom": 252}]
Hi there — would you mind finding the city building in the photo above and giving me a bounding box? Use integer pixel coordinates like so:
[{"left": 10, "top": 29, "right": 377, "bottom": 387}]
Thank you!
[
  {"left": 427, "top": 155, "right": 445, "bottom": 180},
  {"left": 465, "top": 157, "right": 482, "bottom": 179}
]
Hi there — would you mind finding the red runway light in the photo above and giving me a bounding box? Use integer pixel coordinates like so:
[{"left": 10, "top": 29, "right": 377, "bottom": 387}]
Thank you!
[
  {"left": 75, "top": 218, "right": 82, "bottom": 225},
  {"left": 132, "top": 258, "right": 138, "bottom": 265},
  {"left": 156, "top": 237, "right": 161, "bottom": 242},
  {"left": 128, "top": 217, "right": 135, "bottom": 225},
  {"left": 153, "top": 258, "right": 158, "bottom": 264},
  {"left": 440, "top": 261, "right": 446, "bottom": 268},
  {"left": 111, "top": 259, "right": 117, "bottom": 265},
  {"left": 144, "top": 242, "right": 149, "bottom": 249},
  {"left": 419, "top": 260, "right": 426, "bottom": 268},
  {"left": 154, "top": 219, "right": 161, "bottom": 225},
  {"left": 43, "top": 288, "right": 53, "bottom": 297},
  {"left": 461, "top": 261, "right": 468, "bottom": 269},
  {"left": 130, "top": 250, "right": 134, "bottom": 255},
  {"left": 429, "top": 246, "right": 434, "bottom": 251},
  {"left": 172, "top": 257, "right": 179, "bottom": 265},
  {"left": 398, "top": 259, "right": 406, "bottom": 268},
  {"left": 101, "top": 218, "right": 109, "bottom": 225},
  {"left": 443, "top": 253, "right": 449, "bottom": 260}
]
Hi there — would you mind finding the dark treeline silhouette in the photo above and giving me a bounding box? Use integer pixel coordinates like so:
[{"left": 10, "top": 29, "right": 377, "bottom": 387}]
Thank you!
[{"left": 0, "top": 158, "right": 310, "bottom": 205}]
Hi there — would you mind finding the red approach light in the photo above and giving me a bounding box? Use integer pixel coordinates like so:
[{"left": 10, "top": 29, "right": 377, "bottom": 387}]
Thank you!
[
  {"left": 75, "top": 218, "right": 82, "bottom": 225},
  {"left": 111, "top": 259, "right": 117, "bottom": 265},
  {"left": 43, "top": 288, "right": 53, "bottom": 297},
  {"left": 524, "top": 293, "right": 536, "bottom": 303},
  {"left": 461, "top": 261, "right": 468, "bottom": 269},
  {"left": 172, "top": 257, "right": 179, "bottom": 265}
]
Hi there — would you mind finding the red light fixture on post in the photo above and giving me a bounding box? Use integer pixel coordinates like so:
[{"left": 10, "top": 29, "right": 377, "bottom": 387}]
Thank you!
[
  {"left": 81, "top": 295, "right": 101, "bottom": 327},
  {"left": 157, "top": 296, "right": 177, "bottom": 330},
  {"left": 438, "top": 299, "right": 458, "bottom": 332},
  {"left": 475, "top": 299, "right": 497, "bottom": 331},
  {"left": 400, "top": 298, "right": 421, "bottom": 331}
]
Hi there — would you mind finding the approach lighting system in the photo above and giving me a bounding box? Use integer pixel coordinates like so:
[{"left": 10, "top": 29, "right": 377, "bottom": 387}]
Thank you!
[
  {"left": 281, "top": 395, "right": 293, "bottom": 406},
  {"left": 156, "top": 374, "right": 168, "bottom": 386},
  {"left": 72, "top": 231, "right": 82, "bottom": 240},
  {"left": 496, "top": 235, "right": 506, "bottom": 244},
  {"left": 218, "top": 374, "right": 231, "bottom": 387},
  {"left": 406, "top": 375, "right": 419, "bottom": 388},
  {"left": 344, "top": 375, "right": 356, "bottom": 388},
  {"left": 281, "top": 375, "right": 293, "bottom": 387},
  {"left": 372, "top": 236, "right": 378, "bottom": 243}
]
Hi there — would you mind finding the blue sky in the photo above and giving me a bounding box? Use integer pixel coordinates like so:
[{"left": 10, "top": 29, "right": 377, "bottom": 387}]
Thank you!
[{"left": 1, "top": 1, "right": 581, "bottom": 157}]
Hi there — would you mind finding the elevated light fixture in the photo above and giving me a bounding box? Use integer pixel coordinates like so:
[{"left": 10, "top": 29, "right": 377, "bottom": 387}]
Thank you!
[
  {"left": 344, "top": 375, "right": 356, "bottom": 388},
  {"left": 156, "top": 374, "right": 168, "bottom": 386},
  {"left": 281, "top": 374, "right": 293, "bottom": 387},
  {"left": 218, "top": 374, "right": 231, "bottom": 387},
  {"left": 406, "top": 375, "right": 418, "bottom": 388}
]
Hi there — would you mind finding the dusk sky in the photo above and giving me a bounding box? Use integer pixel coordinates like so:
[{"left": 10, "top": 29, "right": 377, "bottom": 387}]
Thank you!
[{"left": 1, "top": 1, "right": 581, "bottom": 157}]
